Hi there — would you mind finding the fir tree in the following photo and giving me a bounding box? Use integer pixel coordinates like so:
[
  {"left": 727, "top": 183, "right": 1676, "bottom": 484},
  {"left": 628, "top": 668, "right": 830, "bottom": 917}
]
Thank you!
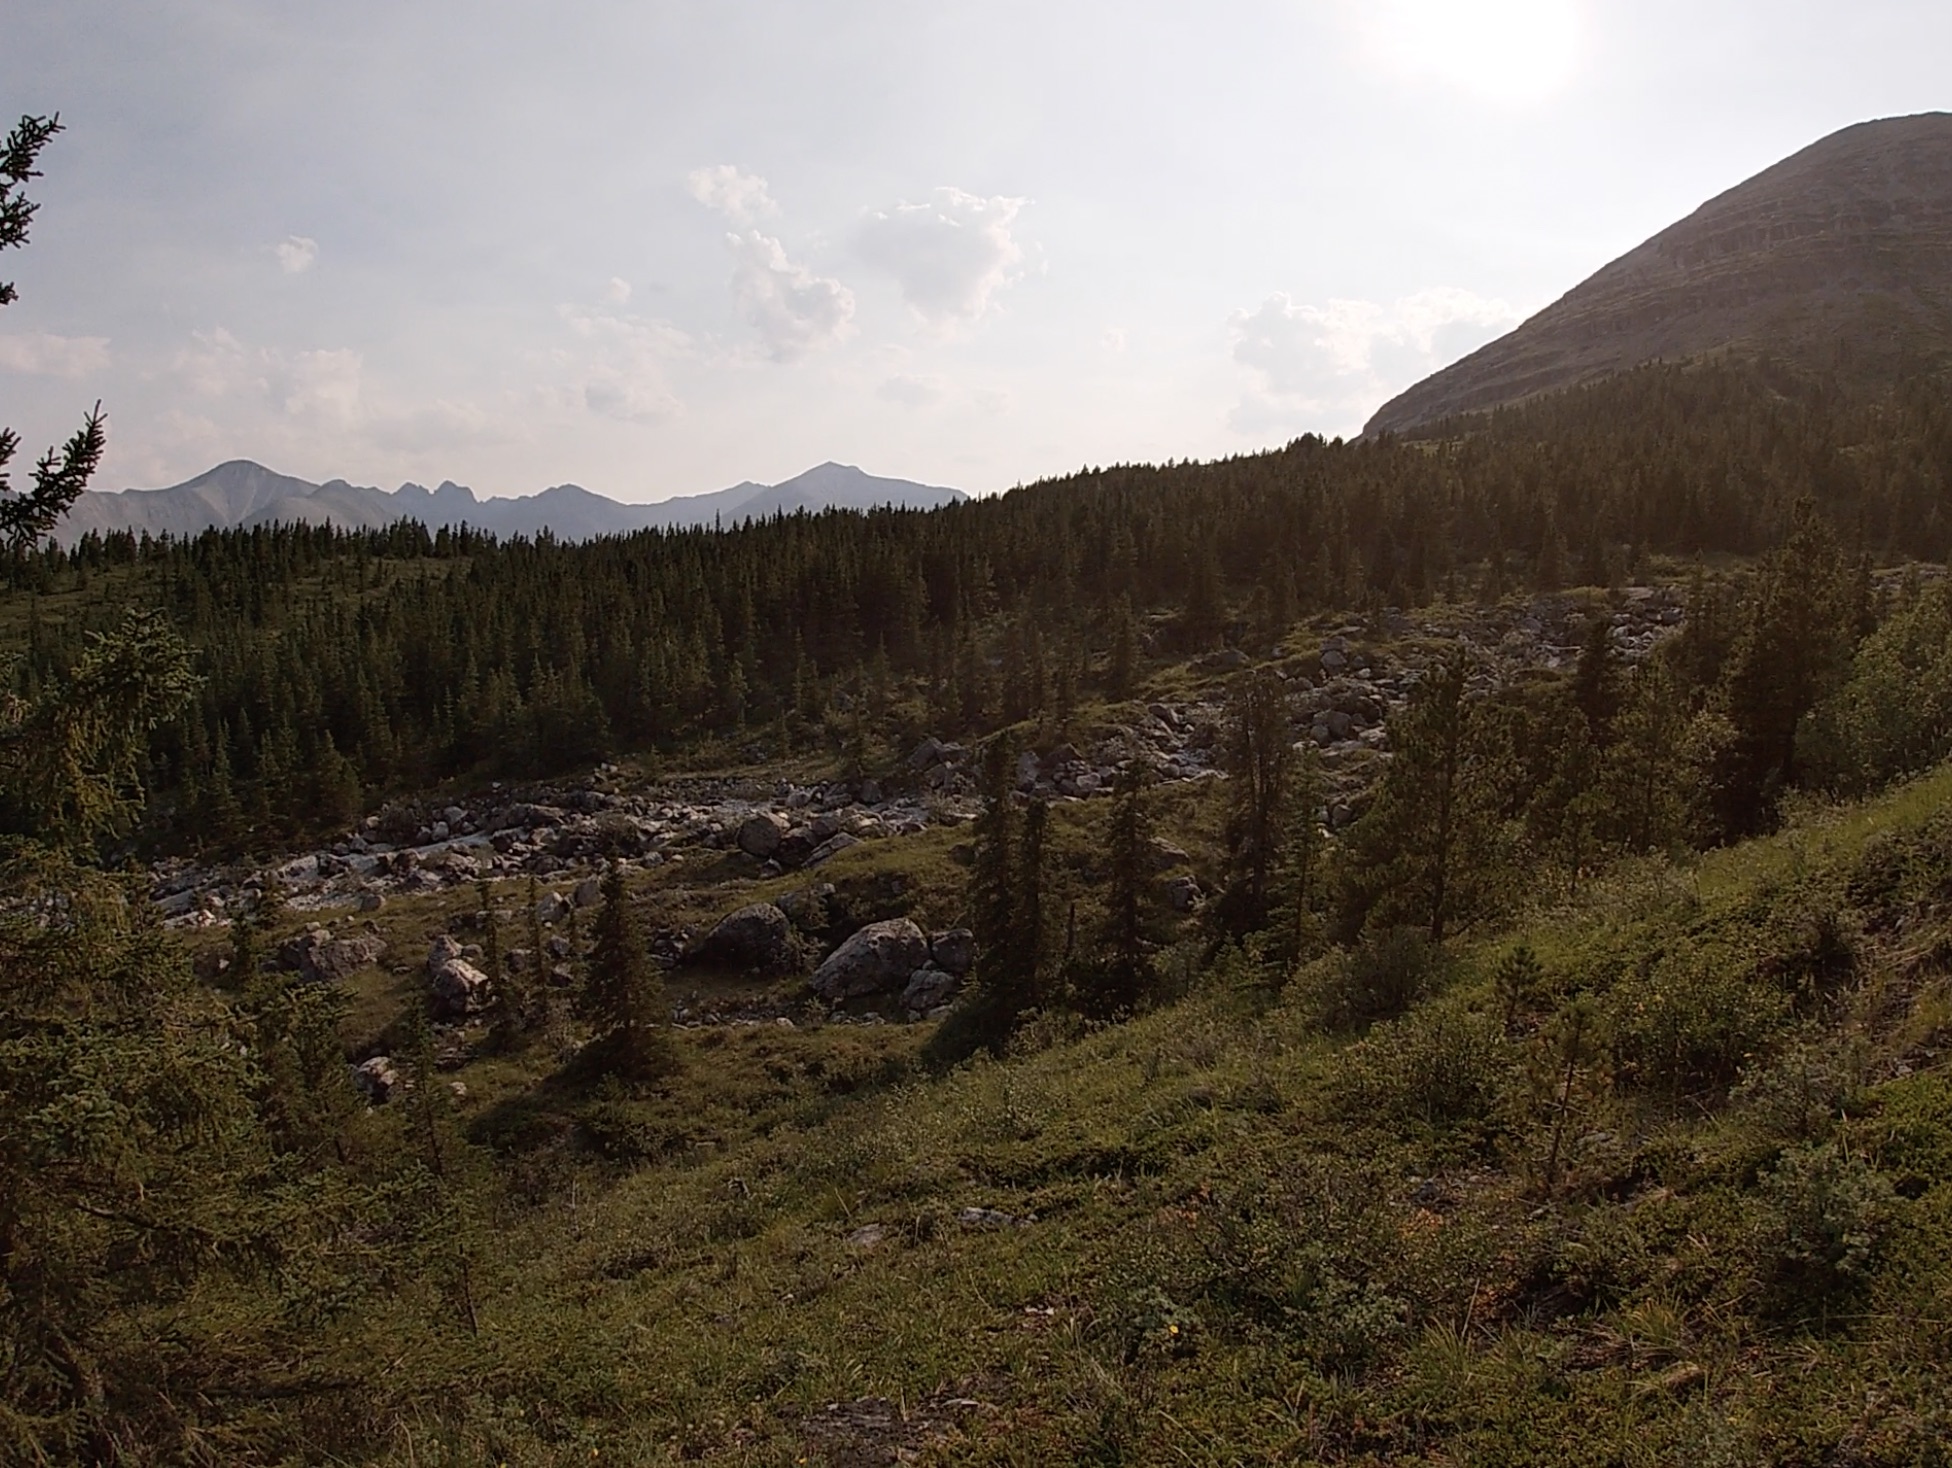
[
  {"left": 578, "top": 861, "right": 673, "bottom": 1081},
  {"left": 1338, "top": 649, "right": 1509, "bottom": 943},
  {"left": 1216, "top": 667, "right": 1294, "bottom": 936},
  {"left": 1089, "top": 762, "right": 1156, "bottom": 1017}
]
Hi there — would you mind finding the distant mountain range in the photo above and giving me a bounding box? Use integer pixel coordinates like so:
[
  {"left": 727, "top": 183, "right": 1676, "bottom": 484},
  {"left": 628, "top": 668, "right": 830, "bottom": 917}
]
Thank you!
[
  {"left": 1365, "top": 111, "right": 1952, "bottom": 436},
  {"left": 50, "top": 460, "right": 968, "bottom": 545}
]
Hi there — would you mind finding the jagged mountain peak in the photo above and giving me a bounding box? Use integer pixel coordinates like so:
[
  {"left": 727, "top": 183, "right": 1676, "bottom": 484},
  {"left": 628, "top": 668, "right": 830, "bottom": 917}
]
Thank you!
[{"left": 55, "top": 461, "right": 968, "bottom": 545}]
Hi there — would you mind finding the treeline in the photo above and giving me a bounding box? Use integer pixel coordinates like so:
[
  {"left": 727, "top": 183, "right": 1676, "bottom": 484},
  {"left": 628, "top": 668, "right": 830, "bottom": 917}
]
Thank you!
[{"left": 4, "top": 357, "right": 1951, "bottom": 851}]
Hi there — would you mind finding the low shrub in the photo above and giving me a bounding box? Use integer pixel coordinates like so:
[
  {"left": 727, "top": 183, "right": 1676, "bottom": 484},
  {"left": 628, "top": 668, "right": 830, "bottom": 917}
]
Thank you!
[
  {"left": 1758, "top": 1142, "right": 1899, "bottom": 1315},
  {"left": 1607, "top": 948, "right": 1793, "bottom": 1096},
  {"left": 1295, "top": 926, "right": 1448, "bottom": 1032},
  {"left": 1326, "top": 1004, "right": 1511, "bottom": 1137}
]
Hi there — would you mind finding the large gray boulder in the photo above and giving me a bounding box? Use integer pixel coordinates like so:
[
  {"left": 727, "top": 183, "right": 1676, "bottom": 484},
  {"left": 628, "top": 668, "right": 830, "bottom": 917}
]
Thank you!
[
  {"left": 902, "top": 966, "right": 961, "bottom": 1014},
  {"left": 737, "top": 811, "right": 788, "bottom": 858},
  {"left": 277, "top": 927, "right": 388, "bottom": 984},
  {"left": 929, "top": 928, "right": 976, "bottom": 976},
  {"left": 812, "top": 919, "right": 930, "bottom": 1000},
  {"left": 696, "top": 902, "right": 793, "bottom": 973},
  {"left": 430, "top": 958, "right": 490, "bottom": 1018}
]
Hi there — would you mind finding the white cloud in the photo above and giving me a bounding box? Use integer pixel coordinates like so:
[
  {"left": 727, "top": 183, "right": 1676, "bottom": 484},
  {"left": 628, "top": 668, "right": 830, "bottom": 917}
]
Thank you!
[
  {"left": 1229, "top": 287, "right": 1520, "bottom": 435},
  {"left": 168, "top": 326, "right": 514, "bottom": 458},
  {"left": 605, "top": 276, "right": 633, "bottom": 305},
  {"left": 277, "top": 347, "right": 363, "bottom": 423},
  {"left": 856, "top": 187, "right": 1027, "bottom": 327},
  {"left": 0, "top": 330, "right": 112, "bottom": 377},
  {"left": 275, "top": 235, "right": 319, "bottom": 274},
  {"left": 686, "top": 164, "right": 778, "bottom": 225},
  {"left": 725, "top": 229, "right": 855, "bottom": 362},
  {"left": 559, "top": 304, "right": 690, "bottom": 423},
  {"left": 877, "top": 373, "right": 946, "bottom": 408}
]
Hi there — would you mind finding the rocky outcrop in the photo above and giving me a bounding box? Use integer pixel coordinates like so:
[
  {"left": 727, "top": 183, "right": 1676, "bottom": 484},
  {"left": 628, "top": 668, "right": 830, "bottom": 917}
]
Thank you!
[{"left": 1366, "top": 113, "right": 1952, "bottom": 436}]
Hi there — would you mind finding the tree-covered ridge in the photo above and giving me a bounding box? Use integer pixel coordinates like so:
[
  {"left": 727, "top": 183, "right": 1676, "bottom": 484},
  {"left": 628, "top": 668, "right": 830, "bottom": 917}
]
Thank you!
[{"left": 4, "top": 357, "right": 1950, "bottom": 852}]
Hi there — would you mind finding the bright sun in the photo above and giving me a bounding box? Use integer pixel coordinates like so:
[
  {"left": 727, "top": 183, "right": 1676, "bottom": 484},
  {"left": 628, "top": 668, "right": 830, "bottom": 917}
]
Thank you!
[{"left": 1358, "top": 0, "right": 1586, "bottom": 105}]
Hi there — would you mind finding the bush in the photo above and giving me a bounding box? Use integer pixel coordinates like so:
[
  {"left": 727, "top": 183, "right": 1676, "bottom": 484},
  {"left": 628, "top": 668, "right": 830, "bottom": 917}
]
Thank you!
[
  {"left": 1296, "top": 926, "right": 1448, "bottom": 1032},
  {"left": 1731, "top": 1039, "right": 1866, "bottom": 1144},
  {"left": 1758, "top": 1142, "right": 1898, "bottom": 1313},
  {"left": 1326, "top": 1005, "right": 1510, "bottom": 1137},
  {"left": 1607, "top": 949, "right": 1792, "bottom": 1096}
]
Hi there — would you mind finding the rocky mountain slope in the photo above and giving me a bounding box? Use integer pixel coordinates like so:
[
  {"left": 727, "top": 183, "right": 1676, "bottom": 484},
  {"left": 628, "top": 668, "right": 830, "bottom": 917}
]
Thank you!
[
  {"left": 1365, "top": 111, "right": 1952, "bottom": 436},
  {"left": 53, "top": 459, "right": 967, "bottom": 544}
]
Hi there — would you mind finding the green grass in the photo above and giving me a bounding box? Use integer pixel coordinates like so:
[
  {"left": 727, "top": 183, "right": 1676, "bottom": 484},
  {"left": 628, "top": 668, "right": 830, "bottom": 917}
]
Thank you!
[{"left": 229, "top": 755, "right": 1950, "bottom": 1465}]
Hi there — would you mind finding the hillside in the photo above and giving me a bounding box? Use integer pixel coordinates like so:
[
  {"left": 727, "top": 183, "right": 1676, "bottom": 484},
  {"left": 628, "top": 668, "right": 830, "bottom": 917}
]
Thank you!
[
  {"left": 50, "top": 459, "right": 967, "bottom": 545},
  {"left": 1365, "top": 112, "right": 1952, "bottom": 436}
]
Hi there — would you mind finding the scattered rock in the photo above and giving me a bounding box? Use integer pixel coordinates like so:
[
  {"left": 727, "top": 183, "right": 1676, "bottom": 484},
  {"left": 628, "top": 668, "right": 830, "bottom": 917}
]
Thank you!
[
  {"left": 737, "top": 811, "right": 788, "bottom": 858},
  {"left": 430, "top": 958, "right": 491, "bottom": 1019},
  {"left": 277, "top": 927, "right": 388, "bottom": 984},
  {"left": 352, "top": 1056, "right": 399, "bottom": 1104},
  {"left": 804, "top": 832, "right": 861, "bottom": 868},
  {"left": 812, "top": 919, "right": 930, "bottom": 1000},
  {"left": 573, "top": 875, "right": 603, "bottom": 909},
  {"left": 902, "top": 966, "right": 960, "bottom": 1014},
  {"left": 696, "top": 902, "right": 795, "bottom": 973},
  {"left": 1164, "top": 874, "right": 1204, "bottom": 913},
  {"left": 929, "top": 928, "right": 976, "bottom": 976}
]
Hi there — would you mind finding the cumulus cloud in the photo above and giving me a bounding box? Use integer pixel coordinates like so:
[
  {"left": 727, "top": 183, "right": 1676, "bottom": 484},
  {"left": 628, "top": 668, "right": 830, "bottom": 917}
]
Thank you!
[
  {"left": 686, "top": 164, "right": 778, "bottom": 225},
  {"left": 605, "top": 276, "right": 633, "bottom": 305},
  {"left": 1229, "top": 287, "right": 1520, "bottom": 434},
  {"left": 725, "top": 229, "right": 855, "bottom": 362},
  {"left": 160, "top": 325, "right": 518, "bottom": 479},
  {"left": 176, "top": 329, "right": 363, "bottom": 422},
  {"left": 275, "top": 235, "right": 319, "bottom": 274},
  {"left": 877, "top": 373, "right": 946, "bottom": 408},
  {"left": 559, "top": 304, "right": 690, "bottom": 423},
  {"left": 856, "top": 187, "right": 1027, "bottom": 327},
  {"left": 0, "top": 330, "right": 112, "bottom": 377}
]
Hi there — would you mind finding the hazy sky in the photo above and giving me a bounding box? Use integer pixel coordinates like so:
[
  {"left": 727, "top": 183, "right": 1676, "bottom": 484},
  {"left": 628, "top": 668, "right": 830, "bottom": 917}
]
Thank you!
[{"left": 3, "top": 2, "right": 1948, "bottom": 501}]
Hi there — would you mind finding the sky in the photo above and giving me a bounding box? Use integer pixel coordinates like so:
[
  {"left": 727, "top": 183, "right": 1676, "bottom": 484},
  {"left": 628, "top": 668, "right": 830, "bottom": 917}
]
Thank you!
[{"left": 2, "top": 1, "right": 1949, "bottom": 503}]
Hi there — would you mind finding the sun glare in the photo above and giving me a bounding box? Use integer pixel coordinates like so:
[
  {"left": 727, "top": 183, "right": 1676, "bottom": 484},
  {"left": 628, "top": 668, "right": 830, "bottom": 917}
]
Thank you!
[{"left": 1358, "top": 0, "right": 1586, "bottom": 105}]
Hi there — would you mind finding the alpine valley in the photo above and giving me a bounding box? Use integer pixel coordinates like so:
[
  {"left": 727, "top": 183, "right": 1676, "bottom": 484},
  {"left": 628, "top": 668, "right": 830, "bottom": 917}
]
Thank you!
[{"left": 8, "top": 111, "right": 1952, "bottom": 1468}]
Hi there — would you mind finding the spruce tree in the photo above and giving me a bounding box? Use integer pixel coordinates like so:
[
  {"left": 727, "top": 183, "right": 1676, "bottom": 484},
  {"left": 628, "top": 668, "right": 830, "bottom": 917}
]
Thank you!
[
  {"left": 578, "top": 861, "right": 673, "bottom": 1081},
  {"left": 1338, "top": 649, "right": 1508, "bottom": 943},
  {"left": 1217, "top": 667, "right": 1294, "bottom": 936},
  {"left": 1090, "top": 762, "right": 1156, "bottom": 1017}
]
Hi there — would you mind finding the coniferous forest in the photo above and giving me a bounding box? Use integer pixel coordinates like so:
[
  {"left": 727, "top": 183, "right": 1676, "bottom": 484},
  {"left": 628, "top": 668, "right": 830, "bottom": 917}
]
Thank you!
[{"left": 6, "top": 356, "right": 1952, "bottom": 856}]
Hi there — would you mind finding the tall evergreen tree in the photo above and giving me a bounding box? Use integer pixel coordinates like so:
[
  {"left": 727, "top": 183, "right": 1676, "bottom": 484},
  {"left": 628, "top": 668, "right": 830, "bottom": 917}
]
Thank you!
[
  {"left": 1338, "top": 649, "right": 1509, "bottom": 943},
  {"left": 1088, "top": 762, "right": 1157, "bottom": 1017},
  {"left": 578, "top": 861, "right": 673, "bottom": 1080},
  {"left": 1217, "top": 668, "right": 1294, "bottom": 936}
]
